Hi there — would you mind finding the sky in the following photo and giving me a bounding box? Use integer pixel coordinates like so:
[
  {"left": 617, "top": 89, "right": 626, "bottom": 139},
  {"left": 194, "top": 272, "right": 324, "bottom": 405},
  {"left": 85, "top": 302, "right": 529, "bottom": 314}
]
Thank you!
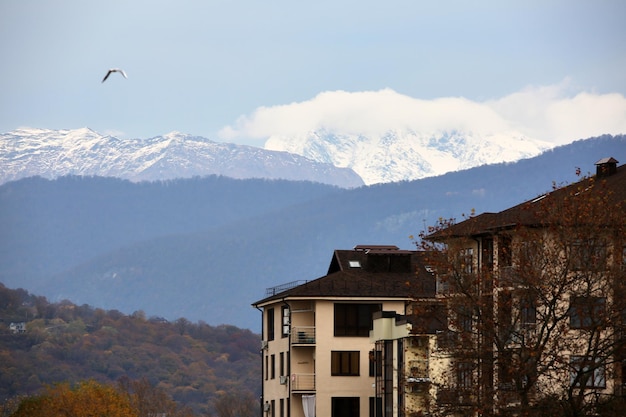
[{"left": 1, "top": 0, "right": 625, "bottom": 147}]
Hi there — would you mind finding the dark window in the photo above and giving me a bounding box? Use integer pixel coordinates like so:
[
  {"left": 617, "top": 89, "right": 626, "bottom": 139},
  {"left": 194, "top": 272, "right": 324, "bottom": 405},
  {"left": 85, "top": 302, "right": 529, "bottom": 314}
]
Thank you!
[
  {"left": 569, "top": 239, "right": 607, "bottom": 271},
  {"left": 280, "top": 352, "right": 284, "bottom": 377},
  {"left": 281, "top": 306, "right": 289, "bottom": 338},
  {"left": 369, "top": 350, "right": 382, "bottom": 377},
  {"left": 499, "top": 235, "right": 512, "bottom": 267},
  {"left": 570, "top": 356, "right": 606, "bottom": 388},
  {"left": 280, "top": 399, "right": 284, "bottom": 417},
  {"left": 520, "top": 296, "right": 537, "bottom": 327},
  {"left": 369, "top": 397, "right": 382, "bottom": 417},
  {"left": 331, "top": 351, "right": 360, "bottom": 376},
  {"left": 267, "top": 308, "right": 275, "bottom": 341},
  {"left": 271, "top": 399, "right": 275, "bottom": 417},
  {"left": 457, "top": 362, "right": 474, "bottom": 388},
  {"left": 460, "top": 248, "right": 474, "bottom": 274},
  {"left": 271, "top": 354, "right": 275, "bottom": 379},
  {"left": 265, "top": 355, "right": 268, "bottom": 380},
  {"left": 334, "top": 303, "right": 381, "bottom": 337},
  {"left": 332, "top": 397, "right": 359, "bottom": 417},
  {"left": 569, "top": 296, "right": 606, "bottom": 329},
  {"left": 456, "top": 305, "right": 473, "bottom": 333}
]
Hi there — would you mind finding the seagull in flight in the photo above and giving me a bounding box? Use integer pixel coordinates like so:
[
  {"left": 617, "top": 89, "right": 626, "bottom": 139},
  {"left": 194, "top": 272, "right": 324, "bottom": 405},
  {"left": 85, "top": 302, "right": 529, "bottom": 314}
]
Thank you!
[{"left": 102, "top": 68, "right": 128, "bottom": 83}]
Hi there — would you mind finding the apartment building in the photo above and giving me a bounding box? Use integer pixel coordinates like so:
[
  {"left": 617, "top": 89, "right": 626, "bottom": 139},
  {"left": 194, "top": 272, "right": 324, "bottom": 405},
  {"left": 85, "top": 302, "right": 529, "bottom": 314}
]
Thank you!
[
  {"left": 416, "top": 157, "right": 626, "bottom": 416},
  {"left": 252, "top": 245, "right": 437, "bottom": 417}
]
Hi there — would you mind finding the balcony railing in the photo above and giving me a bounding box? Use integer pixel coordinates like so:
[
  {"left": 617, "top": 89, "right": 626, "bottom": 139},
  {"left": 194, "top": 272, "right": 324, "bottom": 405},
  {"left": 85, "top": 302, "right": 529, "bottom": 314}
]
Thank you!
[
  {"left": 291, "top": 326, "right": 315, "bottom": 345},
  {"left": 291, "top": 373, "right": 315, "bottom": 391}
]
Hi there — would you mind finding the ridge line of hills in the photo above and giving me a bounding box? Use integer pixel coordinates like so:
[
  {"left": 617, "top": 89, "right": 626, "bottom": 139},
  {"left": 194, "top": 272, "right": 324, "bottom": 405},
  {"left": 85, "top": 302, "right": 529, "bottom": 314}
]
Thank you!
[{"left": 1, "top": 134, "right": 624, "bottom": 330}]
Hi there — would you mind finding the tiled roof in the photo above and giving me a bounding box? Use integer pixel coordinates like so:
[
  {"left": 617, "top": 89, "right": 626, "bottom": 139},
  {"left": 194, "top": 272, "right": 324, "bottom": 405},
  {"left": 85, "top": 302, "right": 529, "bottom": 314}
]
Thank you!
[
  {"left": 427, "top": 159, "right": 626, "bottom": 239},
  {"left": 252, "top": 247, "right": 436, "bottom": 306}
]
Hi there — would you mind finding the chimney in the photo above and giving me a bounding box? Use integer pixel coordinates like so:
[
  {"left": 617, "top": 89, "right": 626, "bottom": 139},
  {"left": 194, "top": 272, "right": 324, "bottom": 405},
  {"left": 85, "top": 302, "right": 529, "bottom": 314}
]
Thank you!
[{"left": 595, "top": 157, "right": 618, "bottom": 178}]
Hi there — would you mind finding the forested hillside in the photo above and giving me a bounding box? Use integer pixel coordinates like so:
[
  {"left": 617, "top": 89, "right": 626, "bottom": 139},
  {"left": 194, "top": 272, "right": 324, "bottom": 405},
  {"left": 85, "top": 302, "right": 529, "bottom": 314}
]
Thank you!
[
  {"left": 1, "top": 135, "right": 624, "bottom": 330},
  {"left": 0, "top": 283, "right": 260, "bottom": 415}
]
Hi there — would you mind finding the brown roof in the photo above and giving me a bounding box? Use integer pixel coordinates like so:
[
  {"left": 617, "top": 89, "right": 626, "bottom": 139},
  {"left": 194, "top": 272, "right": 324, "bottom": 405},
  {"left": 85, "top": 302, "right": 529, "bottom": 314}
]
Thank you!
[
  {"left": 427, "top": 159, "right": 626, "bottom": 240},
  {"left": 252, "top": 246, "right": 436, "bottom": 306}
]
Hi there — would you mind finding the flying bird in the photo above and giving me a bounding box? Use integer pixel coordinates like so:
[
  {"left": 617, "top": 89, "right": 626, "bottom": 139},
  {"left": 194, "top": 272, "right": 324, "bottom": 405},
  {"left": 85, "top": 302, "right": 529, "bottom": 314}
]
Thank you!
[{"left": 101, "top": 68, "right": 128, "bottom": 83}]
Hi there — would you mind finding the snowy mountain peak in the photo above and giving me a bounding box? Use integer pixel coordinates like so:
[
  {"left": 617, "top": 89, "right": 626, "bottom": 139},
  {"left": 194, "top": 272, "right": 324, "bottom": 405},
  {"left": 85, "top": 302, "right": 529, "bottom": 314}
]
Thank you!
[
  {"left": 0, "top": 128, "right": 364, "bottom": 188},
  {"left": 265, "top": 128, "right": 553, "bottom": 184}
]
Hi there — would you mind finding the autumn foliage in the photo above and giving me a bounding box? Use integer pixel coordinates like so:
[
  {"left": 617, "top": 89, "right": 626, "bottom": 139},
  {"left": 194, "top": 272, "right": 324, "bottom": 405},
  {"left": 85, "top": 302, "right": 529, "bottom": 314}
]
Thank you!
[{"left": 0, "top": 285, "right": 261, "bottom": 415}]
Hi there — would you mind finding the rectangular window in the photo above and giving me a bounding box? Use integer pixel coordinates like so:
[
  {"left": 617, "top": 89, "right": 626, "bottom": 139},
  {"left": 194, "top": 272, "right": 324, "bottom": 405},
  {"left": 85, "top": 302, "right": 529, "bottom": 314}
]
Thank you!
[
  {"left": 271, "top": 399, "right": 275, "bottom": 417},
  {"left": 569, "top": 239, "right": 607, "bottom": 271},
  {"left": 280, "top": 352, "right": 284, "bottom": 377},
  {"left": 332, "top": 397, "right": 359, "bottom": 417},
  {"left": 369, "top": 350, "right": 382, "bottom": 377},
  {"left": 280, "top": 398, "right": 284, "bottom": 417},
  {"left": 570, "top": 356, "right": 606, "bottom": 388},
  {"left": 369, "top": 397, "right": 382, "bottom": 417},
  {"left": 455, "top": 305, "right": 473, "bottom": 333},
  {"left": 265, "top": 355, "right": 268, "bottom": 381},
  {"left": 498, "top": 235, "right": 512, "bottom": 267},
  {"left": 331, "top": 351, "right": 360, "bottom": 376},
  {"left": 460, "top": 248, "right": 474, "bottom": 274},
  {"left": 334, "top": 303, "right": 381, "bottom": 337},
  {"left": 281, "top": 306, "right": 289, "bottom": 338},
  {"left": 520, "top": 296, "right": 537, "bottom": 327},
  {"left": 569, "top": 296, "right": 606, "bottom": 329},
  {"left": 457, "top": 362, "right": 474, "bottom": 388},
  {"left": 267, "top": 308, "right": 275, "bottom": 341},
  {"left": 271, "top": 354, "right": 275, "bottom": 379}
]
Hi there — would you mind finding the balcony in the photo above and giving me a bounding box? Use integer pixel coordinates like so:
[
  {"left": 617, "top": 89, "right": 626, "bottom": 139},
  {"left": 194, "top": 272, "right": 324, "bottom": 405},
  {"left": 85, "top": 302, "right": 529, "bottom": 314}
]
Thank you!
[
  {"left": 291, "top": 326, "right": 315, "bottom": 345},
  {"left": 291, "top": 373, "right": 315, "bottom": 391}
]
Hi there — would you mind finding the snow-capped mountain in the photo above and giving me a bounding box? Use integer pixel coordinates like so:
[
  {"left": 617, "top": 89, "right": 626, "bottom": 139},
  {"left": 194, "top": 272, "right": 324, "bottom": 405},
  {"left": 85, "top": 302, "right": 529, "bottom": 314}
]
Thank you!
[
  {"left": 265, "top": 129, "right": 554, "bottom": 184},
  {"left": 0, "top": 128, "right": 364, "bottom": 188}
]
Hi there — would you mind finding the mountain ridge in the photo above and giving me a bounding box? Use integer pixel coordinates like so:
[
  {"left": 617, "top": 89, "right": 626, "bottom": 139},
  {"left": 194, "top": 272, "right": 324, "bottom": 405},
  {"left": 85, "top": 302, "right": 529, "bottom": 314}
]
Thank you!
[
  {"left": 2, "top": 126, "right": 554, "bottom": 187},
  {"left": 0, "top": 127, "right": 363, "bottom": 188},
  {"left": 1, "top": 135, "right": 624, "bottom": 330},
  {"left": 265, "top": 128, "right": 553, "bottom": 184}
]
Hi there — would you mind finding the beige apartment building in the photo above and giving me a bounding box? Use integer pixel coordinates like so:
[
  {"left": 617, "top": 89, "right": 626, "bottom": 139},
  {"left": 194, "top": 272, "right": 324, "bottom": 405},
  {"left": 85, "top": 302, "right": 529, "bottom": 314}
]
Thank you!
[
  {"left": 417, "top": 157, "right": 626, "bottom": 416},
  {"left": 252, "top": 245, "right": 437, "bottom": 417}
]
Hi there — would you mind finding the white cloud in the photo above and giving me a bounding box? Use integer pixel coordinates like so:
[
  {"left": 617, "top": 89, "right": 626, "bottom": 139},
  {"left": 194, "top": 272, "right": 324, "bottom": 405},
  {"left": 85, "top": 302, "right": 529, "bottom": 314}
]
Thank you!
[{"left": 218, "top": 84, "right": 626, "bottom": 145}]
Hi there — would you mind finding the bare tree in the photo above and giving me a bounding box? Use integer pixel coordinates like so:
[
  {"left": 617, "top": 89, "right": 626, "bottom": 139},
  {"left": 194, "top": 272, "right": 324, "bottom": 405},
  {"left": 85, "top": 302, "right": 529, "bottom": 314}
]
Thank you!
[{"left": 418, "top": 173, "right": 626, "bottom": 417}]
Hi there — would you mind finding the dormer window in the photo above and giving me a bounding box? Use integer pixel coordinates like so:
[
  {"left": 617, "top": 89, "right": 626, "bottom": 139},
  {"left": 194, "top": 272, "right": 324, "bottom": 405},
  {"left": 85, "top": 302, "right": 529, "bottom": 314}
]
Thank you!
[{"left": 349, "top": 260, "right": 361, "bottom": 268}]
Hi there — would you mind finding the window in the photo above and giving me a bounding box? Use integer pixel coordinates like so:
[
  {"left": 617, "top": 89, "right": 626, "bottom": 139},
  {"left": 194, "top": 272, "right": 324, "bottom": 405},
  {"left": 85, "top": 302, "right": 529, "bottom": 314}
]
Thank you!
[
  {"left": 271, "top": 399, "right": 275, "bottom": 417},
  {"left": 369, "top": 350, "right": 382, "bottom": 377},
  {"left": 332, "top": 397, "right": 359, "bottom": 417},
  {"left": 267, "top": 308, "right": 275, "bottom": 341},
  {"left": 369, "top": 397, "right": 382, "bottom": 417},
  {"left": 281, "top": 306, "right": 289, "bottom": 338},
  {"left": 569, "top": 239, "right": 607, "bottom": 271},
  {"left": 271, "top": 354, "right": 275, "bottom": 379},
  {"left": 280, "top": 352, "right": 284, "bottom": 377},
  {"left": 498, "top": 235, "right": 512, "bottom": 267},
  {"left": 519, "top": 294, "right": 537, "bottom": 327},
  {"left": 457, "top": 362, "right": 474, "bottom": 388},
  {"left": 265, "top": 355, "right": 268, "bottom": 381},
  {"left": 569, "top": 296, "right": 606, "bottom": 329},
  {"left": 570, "top": 356, "right": 606, "bottom": 388},
  {"left": 331, "top": 351, "right": 360, "bottom": 376},
  {"left": 460, "top": 248, "right": 474, "bottom": 274},
  {"left": 334, "top": 303, "right": 381, "bottom": 337},
  {"left": 280, "top": 399, "right": 284, "bottom": 417},
  {"left": 455, "top": 305, "right": 473, "bottom": 333}
]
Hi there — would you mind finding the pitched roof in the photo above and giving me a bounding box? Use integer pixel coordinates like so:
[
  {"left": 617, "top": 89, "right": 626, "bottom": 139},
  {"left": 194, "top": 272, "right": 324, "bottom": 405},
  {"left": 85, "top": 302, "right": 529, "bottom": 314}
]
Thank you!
[
  {"left": 252, "top": 246, "right": 436, "bottom": 307},
  {"left": 427, "top": 158, "right": 626, "bottom": 239}
]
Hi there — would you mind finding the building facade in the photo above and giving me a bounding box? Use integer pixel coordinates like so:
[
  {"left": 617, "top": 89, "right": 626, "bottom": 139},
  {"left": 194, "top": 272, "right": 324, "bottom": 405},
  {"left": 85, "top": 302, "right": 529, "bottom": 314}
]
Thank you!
[
  {"left": 420, "top": 157, "right": 626, "bottom": 416},
  {"left": 252, "top": 245, "right": 437, "bottom": 417}
]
